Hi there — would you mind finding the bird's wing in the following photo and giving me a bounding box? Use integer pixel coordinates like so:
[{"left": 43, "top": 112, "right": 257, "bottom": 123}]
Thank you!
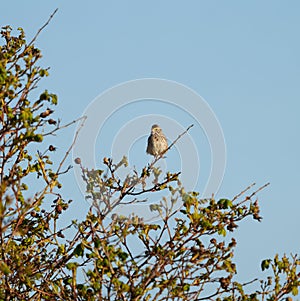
[{"left": 146, "top": 135, "right": 152, "bottom": 154}]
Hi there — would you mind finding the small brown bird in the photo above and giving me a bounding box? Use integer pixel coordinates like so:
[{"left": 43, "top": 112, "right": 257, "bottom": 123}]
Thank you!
[{"left": 146, "top": 124, "right": 168, "bottom": 157}]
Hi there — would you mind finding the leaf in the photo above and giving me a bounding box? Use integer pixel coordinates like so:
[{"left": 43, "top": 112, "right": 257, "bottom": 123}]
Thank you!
[
  {"left": 119, "top": 252, "right": 128, "bottom": 262},
  {"left": 74, "top": 243, "right": 84, "bottom": 257},
  {"left": 292, "top": 286, "right": 299, "bottom": 296},
  {"left": 50, "top": 93, "right": 58, "bottom": 105},
  {"left": 39, "top": 90, "right": 49, "bottom": 100},
  {"left": 218, "top": 198, "right": 233, "bottom": 209},
  {"left": 39, "top": 69, "right": 49, "bottom": 77},
  {"left": 218, "top": 228, "right": 226, "bottom": 237},
  {"left": 0, "top": 262, "right": 11, "bottom": 275},
  {"left": 66, "top": 262, "right": 78, "bottom": 270},
  {"left": 261, "top": 259, "right": 271, "bottom": 271}
]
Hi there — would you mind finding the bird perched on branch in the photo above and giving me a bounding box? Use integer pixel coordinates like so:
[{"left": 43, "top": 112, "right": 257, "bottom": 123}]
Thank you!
[{"left": 146, "top": 124, "right": 168, "bottom": 158}]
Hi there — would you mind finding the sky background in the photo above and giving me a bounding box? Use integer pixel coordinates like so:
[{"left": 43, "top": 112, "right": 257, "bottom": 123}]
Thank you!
[{"left": 1, "top": 1, "right": 300, "bottom": 284}]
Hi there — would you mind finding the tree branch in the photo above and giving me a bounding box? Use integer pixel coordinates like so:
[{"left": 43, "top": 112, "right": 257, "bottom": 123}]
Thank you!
[{"left": 27, "top": 9, "right": 58, "bottom": 47}]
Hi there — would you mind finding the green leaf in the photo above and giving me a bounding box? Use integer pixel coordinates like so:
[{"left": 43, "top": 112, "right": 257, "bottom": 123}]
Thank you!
[
  {"left": 0, "top": 262, "right": 11, "bottom": 275},
  {"left": 39, "top": 90, "right": 49, "bottom": 100},
  {"left": 119, "top": 252, "right": 128, "bottom": 262},
  {"left": 74, "top": 243, "right": 84, "bottom": 257},
  {"left": 261, "top": 259, "right": 271, "bottom": 271},
  {"left": 183, "top": 283, "right": 190, "bottom": 291},
  {"left": 39, "top": 69, "right": 49, "bottom": 77},
  {"left": 292, "top": 286, "right": 298, "bottom": 296},
  {"left": 66, "top": 262, "right": 78, "bottom": 270},
  {"left": 218, "top": 228, "right": 226, "bottom": 237},
  {"left": 33, "top": 134, "right": 43, "bottom": 142},
  {"left": 50, "top": 93, "right": 58, "bottom": 105},
  {"left": 218, "top": 198, "right": 233, "bottom": 209}
]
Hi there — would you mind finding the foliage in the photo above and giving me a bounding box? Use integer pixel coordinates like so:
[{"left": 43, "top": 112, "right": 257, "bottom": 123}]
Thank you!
[{"left": 0, "top": 19, "right": 299, "bottom": 301}]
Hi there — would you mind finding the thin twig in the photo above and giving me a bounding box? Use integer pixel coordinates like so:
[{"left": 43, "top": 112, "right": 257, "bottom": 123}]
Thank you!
[
  {"left": 166, "top": 124, "right": 194, "bottom": 153},
  {"left": 236, "top": 182, "right": 270, "bottom": 206},
  {"left": 249, "top": 182, "right": 270, "bottom": 199},
  {"left": 44, "top": 117, "right": 84, "bottom": 136},
  {"left": 27, "top": 9, "right": 58, "bottom": 47},
  {"left": 232, "top": 183, "right": 256, "bottom": 202},
  {"left": 56, "top": 116, "right": 87, "bottom": 174}
]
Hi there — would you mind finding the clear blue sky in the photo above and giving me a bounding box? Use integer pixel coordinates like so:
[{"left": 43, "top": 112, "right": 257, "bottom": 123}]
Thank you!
[{"left": 1, "top": 1, "right": 299, "bottom": 283}]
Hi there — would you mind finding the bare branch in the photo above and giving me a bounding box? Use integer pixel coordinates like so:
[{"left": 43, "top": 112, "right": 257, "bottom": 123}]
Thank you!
[
  {"left": 237, "top": 182, "right": 270, "bottom": 206},
  {"left": 27, "top": 9, "right": 58, "bottom": 47},
  {"left": 56, "top": 116, "right": 87, "bottom": 174},
  {"left": 44, "top": 117, "right": 85, "bottom": 137},
  {"left": 232, "top": 183, "right": 256, "bottom": 202}
]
